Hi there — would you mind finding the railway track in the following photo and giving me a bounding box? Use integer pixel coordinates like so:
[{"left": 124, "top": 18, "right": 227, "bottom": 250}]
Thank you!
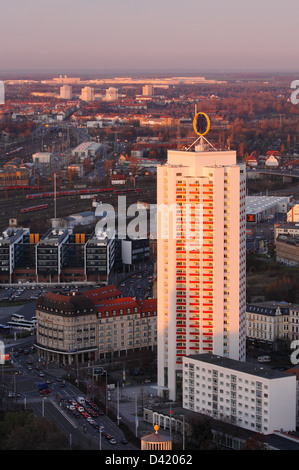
[{"left": 0, "top": 186, "right": 157, "bottom": 231}]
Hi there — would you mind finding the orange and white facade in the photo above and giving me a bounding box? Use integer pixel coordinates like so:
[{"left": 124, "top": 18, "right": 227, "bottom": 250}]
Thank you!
[{"left": 157, "top": 148, "right": 247, "bottom": 400}]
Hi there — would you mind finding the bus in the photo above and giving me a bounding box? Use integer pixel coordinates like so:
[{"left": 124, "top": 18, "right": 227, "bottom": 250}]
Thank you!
[
  {"left": 0, "top": 324, "right": 10, "bottom": 334},
  {"left": 11, "top": 313, "right": 25, "bottom": 322},
  {"left": 6, "top": 320, "right": 36, "bottom": 332}
]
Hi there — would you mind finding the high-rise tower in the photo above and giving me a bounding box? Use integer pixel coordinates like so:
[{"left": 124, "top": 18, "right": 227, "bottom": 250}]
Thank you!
[{"left": 157, "top": 113, "right": 246, "bottom": 400}]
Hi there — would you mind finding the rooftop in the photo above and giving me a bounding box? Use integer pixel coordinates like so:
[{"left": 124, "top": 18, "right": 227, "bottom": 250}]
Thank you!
[
  {"left": 186, "top": 353, "right": 291, "bottom": 380},
  {"left": 246, "top": 301, "right": 292, "bottom": 316},
  {"left": 37, "top": 291, "right": 95, "bottom": 315}
]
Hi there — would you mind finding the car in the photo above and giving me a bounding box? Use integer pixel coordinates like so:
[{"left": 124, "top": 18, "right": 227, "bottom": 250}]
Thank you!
[
  {"left": 120, "top": 439, "right": 128, "bottom": 444},
  {"left": 40, "top": 389, "right": 51, "bottom": 395},
  {"left": 39, "top": 372, "right": 45, "bottom": 377},
  {"left": 110, "top": 439, "right": 116, "bottom": 445}
]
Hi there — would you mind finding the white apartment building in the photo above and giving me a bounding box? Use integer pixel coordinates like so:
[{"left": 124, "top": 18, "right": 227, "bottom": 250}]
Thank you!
[
  {"left": 157, "top": 148, "right": 247, "bottom": 400},
  {"left": 105, "top": 87, "right": 118, "bottom": 102},
  {"left": 142, "top": 85, "right": 154, "bottom": 96},
  {"left": 60, "top": 85, "right": 72, "bottom": 100},
  {"left": 80, "top": 86, "right": 95, "bottom": 102},
  {"left": 183, "top": 354, "right": 296, "bottom": 435}
]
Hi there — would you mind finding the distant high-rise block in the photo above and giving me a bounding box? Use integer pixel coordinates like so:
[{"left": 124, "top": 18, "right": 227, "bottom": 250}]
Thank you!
[
  {"left": 142, "top": 85, "right": 154, "bottom": 96},
  {"left": 157, "top": 147, "right": 247, "bottom": 400},
  {"left": 105, "top": 87, "right": 118, "bottom": 101},
  {"left": 60, "top": 85, "right": 72, "bottom": 100},
  {"left": 80, "top": 86, "right": 95, "bottom": 102}
]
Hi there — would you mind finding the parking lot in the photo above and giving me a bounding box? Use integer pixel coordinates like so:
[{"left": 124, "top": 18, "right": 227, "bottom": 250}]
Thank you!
[
  {"left": 117, "top": 267, "right": 155, "bottom": 300},
  {"left": 0, "top": 283, "right": 93, "bottom": 304}
]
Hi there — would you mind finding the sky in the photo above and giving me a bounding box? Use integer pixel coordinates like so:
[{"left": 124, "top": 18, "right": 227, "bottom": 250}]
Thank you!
[{"left": 0, "top": 0, "right": 298, "bottom": 73}]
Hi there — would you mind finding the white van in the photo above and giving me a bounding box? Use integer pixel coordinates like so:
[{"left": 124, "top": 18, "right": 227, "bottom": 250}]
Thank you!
[{"left": 77, "top": 396, "right": 85, "bottom": 405}]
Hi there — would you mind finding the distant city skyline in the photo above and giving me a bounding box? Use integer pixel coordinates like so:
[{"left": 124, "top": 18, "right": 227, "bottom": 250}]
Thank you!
[{"left": 1, "top": 0, "right": 298, "bottom": 73}]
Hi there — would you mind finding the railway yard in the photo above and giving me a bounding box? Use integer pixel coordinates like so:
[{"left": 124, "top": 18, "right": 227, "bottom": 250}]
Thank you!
[{"left": 0, "top": 184, "right": 157, "bottom": 233}]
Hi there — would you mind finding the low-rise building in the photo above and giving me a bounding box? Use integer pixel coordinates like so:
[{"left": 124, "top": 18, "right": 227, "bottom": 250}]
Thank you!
[
  {"left": 35, "top": 286, "right": 157, "bottom": 364},
  {"left": 71, "top": 142, "right": 102, "bottom": 161},
  {"left": 274, "top": 222, "right": 299, "bottom": 240},
  {"left": 36, "top": 291, "right": 97, "bottom": 364},
  {"left": 276, "top": 235, "right": 299, "bottom": 266},
  {"left": 246, "top": 196, "right": 293, "bottom": 223},
  {"left": 182, "top": 354, "right": 296, "bottom": 435},
  {"left": 287, "top": 205, "right": 299, "bottom": 223},
  {"left": 32, "top": 152, "right": 53, "bottom": 166},
  {"left": 289, "top": 305, "right": 299, "bottom": 342},
  {"left": 84, "top": 228, "right": 116, "bottom": 284},
  {"left": 36, "top": 228, "right": 71, "bottom": 283},
  {"left": 0, "top": 227, "right": 30, "bottom": 283},
  {"left": 246, "top": 301, "right": 291, "bottom": 344},
  {"left": 0, "top": 167, "right": 30, "bottom": 188}
]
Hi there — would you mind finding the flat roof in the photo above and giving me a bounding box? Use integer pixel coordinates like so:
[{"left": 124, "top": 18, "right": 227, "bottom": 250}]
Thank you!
[
  {"left": 246, "top": 196, "right": 290, "bottom": 214},
  {"left": 185, "top": 353, "right": 291, "bottom": 380},
  {"left": 0, "top": 227, "right": 29, "bottom": 244}
]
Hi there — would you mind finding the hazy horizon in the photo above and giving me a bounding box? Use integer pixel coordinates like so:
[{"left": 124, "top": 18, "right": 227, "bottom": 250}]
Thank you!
[{"left": 1, "top": 0, "right": 298, "bottom": 73}]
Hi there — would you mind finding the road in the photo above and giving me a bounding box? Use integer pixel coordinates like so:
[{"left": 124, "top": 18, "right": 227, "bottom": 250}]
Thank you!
[
  {"left": 1, "top": 341, "right": 138, "bottom": 451},
  {"left": 115, "top": 264, "right": 155, "bottom": 300}
]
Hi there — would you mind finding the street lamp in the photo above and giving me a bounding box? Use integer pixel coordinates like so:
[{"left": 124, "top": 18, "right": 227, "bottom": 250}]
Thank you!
[
  {"left": 180, "top": 414, "right": 185, "bottom": 451},
  {"left": 93, "top": 367, "right": 108, "bottom": 414},
  {"left": 133, "top": 392, "right": 138, "bottom": 437},
  {"left": 99, "top": 428, "right": 102, "bottom": 450}
]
